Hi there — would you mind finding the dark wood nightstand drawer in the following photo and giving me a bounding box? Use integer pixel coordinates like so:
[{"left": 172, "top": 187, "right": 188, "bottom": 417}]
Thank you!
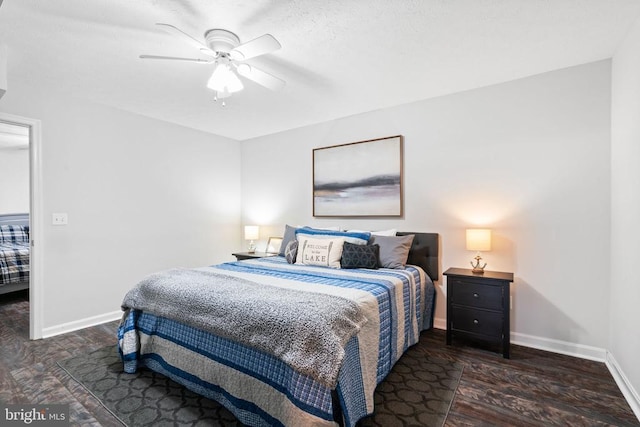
[
  {"left": 449, "top": 279, "right": 503, "bottom": 310},
  {"left": 444, "top": 267, "right": 514, "bottom": 358},
  {"left": 450, "top": 306, "right": 503, "bottom": 339}
]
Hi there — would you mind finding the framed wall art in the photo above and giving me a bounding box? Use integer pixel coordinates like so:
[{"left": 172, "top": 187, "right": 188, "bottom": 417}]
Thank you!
[{"left": 313, "top": 135, "right": 403, "bottom": 217}]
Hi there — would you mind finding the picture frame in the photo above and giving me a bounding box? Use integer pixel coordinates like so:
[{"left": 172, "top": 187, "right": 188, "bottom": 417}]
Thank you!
[
  {"left": 265, "top": 237, "right": 284, "bottom": 254},
  {"left": 313, "top": 135, "right": 403, "bottom": 217}
]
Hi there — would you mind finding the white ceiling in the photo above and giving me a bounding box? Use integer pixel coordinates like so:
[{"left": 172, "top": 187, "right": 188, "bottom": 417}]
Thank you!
[{"left": 1, "top": 0, "right": 640, "bottom": 141}]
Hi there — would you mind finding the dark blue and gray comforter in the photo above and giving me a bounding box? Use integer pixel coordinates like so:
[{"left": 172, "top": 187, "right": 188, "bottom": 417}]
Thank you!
[
  {"left": 0, "top": 225, "right": 30, "bottom": 285},
  {"left": 118, "top": 256, "right": 435, "bottom": 427}
]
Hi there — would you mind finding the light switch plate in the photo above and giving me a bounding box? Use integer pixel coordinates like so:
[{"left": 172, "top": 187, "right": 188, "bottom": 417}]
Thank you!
[{"left": 52, "top": 213, "right": 68, "bottom": 225}]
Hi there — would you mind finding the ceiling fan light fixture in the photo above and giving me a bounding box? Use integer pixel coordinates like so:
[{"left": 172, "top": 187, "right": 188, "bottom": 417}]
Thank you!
[
  {"left": 140, "top": 24, "right": 285, "bottom": 100},
  {"left": 207, "top": 61, "right": 244, "bottom": 93},
  {"left": 215, "top": 88, "right": 232, "bottom": 99}
]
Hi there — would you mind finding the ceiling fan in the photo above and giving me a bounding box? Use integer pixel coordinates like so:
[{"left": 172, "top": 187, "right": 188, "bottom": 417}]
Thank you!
[{"left": 140, "top": 23, "right": 285, "bottom": 105}]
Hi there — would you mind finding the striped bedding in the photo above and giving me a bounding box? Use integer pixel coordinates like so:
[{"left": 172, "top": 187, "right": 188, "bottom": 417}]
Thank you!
[{"left": 118, "top": 256, "right": 435, "bottom": 427}]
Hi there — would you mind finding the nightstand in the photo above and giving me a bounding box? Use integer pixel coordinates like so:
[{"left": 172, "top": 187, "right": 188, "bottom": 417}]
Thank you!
[
  {"left": 444, "top": 267, "right": 514, "bottom": 358},
  {"left": 232, "top": 252, "right": 276, "bottom": 261}
]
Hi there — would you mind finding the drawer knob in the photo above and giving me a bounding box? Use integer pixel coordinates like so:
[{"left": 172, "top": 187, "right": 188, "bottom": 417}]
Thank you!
[
  {"left": 473, "top": 293, "right": 479, "bottom": 298},
  {"left": 473, "top": 319, "right": 479, "bottom": 324}
]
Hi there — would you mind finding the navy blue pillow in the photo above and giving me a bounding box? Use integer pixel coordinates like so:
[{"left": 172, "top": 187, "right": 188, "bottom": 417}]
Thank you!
[{"left": 340, "top": 242, "right": 379, "bottom": 269}]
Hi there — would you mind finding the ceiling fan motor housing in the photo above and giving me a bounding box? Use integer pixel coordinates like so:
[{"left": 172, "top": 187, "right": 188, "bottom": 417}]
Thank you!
[{"left": 204, "top": 29, "right": 240, "bottom": 53}]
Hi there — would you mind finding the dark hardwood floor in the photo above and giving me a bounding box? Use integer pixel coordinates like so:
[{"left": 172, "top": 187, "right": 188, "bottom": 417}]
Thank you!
[{"left": 1, "top": 290, "right": 638, "bottom": 426}]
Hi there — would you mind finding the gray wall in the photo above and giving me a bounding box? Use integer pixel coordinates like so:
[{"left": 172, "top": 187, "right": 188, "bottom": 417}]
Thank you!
[
  {"left": 241, "top": 60, "right": 612, "bottom": 353},
  {"left": 0, "top": 81, "right": 242, "bottom": 330},
  {"left": 0, "top": 146, "right": 29, "bottom": 213},
  {"left": 611, "top": 16, "right": 640, "bottom": 415}
]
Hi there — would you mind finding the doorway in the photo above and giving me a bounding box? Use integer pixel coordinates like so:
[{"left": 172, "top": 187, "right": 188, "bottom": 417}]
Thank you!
[{"left": 0, "top": 112, "right": 42, "bottom": 339}]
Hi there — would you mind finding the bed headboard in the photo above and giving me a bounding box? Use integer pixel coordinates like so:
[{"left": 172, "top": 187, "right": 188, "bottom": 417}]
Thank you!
[
  {"left": 397, "top": 232, "right": 440, "bottom": 281},
  {"left": 0, "top": 213, "right": 29, "bottom": 227}
]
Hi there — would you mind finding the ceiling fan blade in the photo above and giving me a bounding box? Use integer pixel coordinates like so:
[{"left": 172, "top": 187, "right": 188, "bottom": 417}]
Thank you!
[
  {"left": 229, "top": 34, "right": 281, "bottom": 61},
  {"left": 139, "top": 54, "right": 213, "bottom": 64},
  {"left": 155, "top": 23, "right": 215, "bottom": 57},
  {"left": 236, "top": 64, "right": 285, "bottom": 91}
]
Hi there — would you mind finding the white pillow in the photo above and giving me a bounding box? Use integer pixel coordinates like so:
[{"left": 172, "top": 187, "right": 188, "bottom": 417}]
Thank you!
[
  {"left": 296, "top": 237, "right": 345, "bottom": 268},
  {"left": 372, "top": 229, "right": 397, "bottom": 237}
]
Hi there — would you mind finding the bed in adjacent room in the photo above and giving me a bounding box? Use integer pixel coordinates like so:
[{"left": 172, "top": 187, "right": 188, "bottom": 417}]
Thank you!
[
  {"left": 119, "top": 228, "right": 439, "bottom": 427},
  {"left": 0, "top": 213, "right": 30, "bottom": 295}
]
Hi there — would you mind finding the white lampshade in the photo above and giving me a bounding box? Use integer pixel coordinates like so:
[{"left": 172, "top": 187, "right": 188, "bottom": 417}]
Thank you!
[
  {"left": 244, "top": 225, "right": 259, "bottom": 241},
  {"left": 466, "top": 229, "right": 491, "bottom": 252},
  {"left": 207, "top": 61, "right": 244, "bottom": 93}
]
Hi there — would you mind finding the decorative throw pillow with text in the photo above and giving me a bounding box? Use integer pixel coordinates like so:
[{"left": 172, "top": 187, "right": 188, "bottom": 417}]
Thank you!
[{"left": 296, "top": 237, "right": 345, "bottom": 268}]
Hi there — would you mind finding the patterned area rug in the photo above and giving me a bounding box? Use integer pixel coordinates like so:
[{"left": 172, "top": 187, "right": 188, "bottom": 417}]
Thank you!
[{"left": 58, "top": 343, "right": 462, "bottom": 426}]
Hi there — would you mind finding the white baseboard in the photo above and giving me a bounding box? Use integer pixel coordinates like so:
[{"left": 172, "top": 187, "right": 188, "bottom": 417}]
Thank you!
[
  {"left": 510, "top": 331, "right": 608, "bottom": 362},
  {"left": 433, "top": 319, "right": 607, "bottom": 361},
  {"left": 42, "top": 310, "right": 122, "bottom": 339},
  {"left": 606, "top": 352, "right": 640, "bottom": 421}
]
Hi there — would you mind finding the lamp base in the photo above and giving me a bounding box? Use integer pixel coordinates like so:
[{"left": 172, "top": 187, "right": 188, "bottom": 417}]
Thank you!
[
  {"left": 247, "top": 240, "right": 256, "bottom": 253},
  {"left": 470, "top": 255, "right": 487, "bottom": 274}
]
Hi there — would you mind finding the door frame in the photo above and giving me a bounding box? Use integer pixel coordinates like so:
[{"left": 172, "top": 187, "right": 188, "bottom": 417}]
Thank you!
[{"left": 0, "top": 112, "right": 43, "bottom": 339}]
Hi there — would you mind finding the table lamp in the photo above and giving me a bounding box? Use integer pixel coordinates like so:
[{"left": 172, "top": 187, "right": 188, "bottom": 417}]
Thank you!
[
  {"left": 244, "top": 225, "right": 259, "bottom": 253},
  {"left": 466, "top": 228, "right": 491, "bottom": 274}
]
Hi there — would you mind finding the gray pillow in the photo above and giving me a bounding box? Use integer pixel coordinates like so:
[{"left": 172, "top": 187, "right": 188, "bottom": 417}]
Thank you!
[
  {"left": 279, "top": 224, "right": 298, "bottom": 256},
  {"left": 370, "top": 234, "right": 415, "bottom": 269},
  {"left": 284, "top": 240, "right": 298, "bottom": 264}
]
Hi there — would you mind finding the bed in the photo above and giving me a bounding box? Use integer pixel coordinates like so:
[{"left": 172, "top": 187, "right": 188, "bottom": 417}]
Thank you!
[
  {"left": 119, "top": 229, "right": 439, "bottom": 427},
  {"left": 0, "top": 213, "right": 30, "bottom": 295}
]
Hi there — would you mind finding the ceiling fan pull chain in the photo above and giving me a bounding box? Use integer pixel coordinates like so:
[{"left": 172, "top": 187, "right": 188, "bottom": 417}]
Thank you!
[{"left": 212, "top": 91, "right": 228, "bottom": 107}]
